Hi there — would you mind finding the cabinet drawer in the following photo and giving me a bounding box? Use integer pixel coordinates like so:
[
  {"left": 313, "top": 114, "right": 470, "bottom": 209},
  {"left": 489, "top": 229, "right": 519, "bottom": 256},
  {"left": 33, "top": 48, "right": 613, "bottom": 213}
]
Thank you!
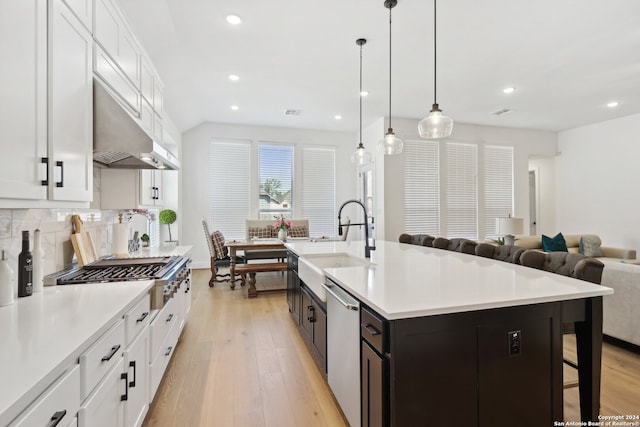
[
  {"left": 80, "top": 319, "right": 125, "bottom": 400},
  {"left": 11, "top": 365, "right": 80, "bottom": 427},
  {"left": 149, "top": 297, "right": 177, "bottom": 360},
  {"left": 361, "top": 306, "right": 387, "bottom": 354},
  {"left": 124, "top": 293, "right": 150, "bottom": 345},
  {"left": 78, "top": 358, "right": 125, "bottom": 427},
  {"left": 149, "top": 317, "right": 179, "bottom": 400}
]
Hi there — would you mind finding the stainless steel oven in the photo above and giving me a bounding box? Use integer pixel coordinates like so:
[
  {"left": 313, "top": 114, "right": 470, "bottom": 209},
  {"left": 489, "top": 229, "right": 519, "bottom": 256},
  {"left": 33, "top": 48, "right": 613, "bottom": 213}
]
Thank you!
[{"left": 46, "top": 256, "right": 191, "bottom": 309}]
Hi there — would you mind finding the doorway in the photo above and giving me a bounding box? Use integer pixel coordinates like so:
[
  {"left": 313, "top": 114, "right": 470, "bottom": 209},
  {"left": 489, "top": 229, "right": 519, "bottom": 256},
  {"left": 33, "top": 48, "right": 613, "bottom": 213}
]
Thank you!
[{"left": 528, "top": 170, "right": 537, "bottom": 235}]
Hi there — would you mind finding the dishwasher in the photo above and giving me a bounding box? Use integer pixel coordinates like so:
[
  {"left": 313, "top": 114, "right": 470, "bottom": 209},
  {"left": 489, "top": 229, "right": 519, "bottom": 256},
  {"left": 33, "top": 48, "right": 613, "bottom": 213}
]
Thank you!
[{"left": 322, "top": 280, "right": 361, "bottom": 427}]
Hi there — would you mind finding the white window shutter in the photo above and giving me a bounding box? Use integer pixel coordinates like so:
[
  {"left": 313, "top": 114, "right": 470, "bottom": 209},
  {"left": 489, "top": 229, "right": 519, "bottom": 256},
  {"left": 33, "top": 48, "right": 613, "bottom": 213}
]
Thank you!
[
  {"left": 301, "top": 147, "right": 336, "bottom": 237},
  {"left": 483, "top": 145, "right": 514, "bottom": 239},
  {"left": 403, "top": 140, "right": 440, "bottom": 235},
  {"left": 209, "top": 140, "right": 251, "bottom": 240},
  {"left": 445, "top": 142, "right": 478, "bottom": 239}
]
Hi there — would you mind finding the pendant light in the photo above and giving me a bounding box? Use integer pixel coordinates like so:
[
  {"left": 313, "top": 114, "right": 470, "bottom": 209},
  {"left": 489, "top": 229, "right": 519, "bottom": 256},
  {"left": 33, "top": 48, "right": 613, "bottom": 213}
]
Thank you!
[
  {"left": 351, "top": 38, "right": 372, "bottom": 165},
  {"left": 378, "top": 0, "right": 403, "bottom": 155},
  {"left": 418, "top": 0, "right": 453, "bottom": 139}
]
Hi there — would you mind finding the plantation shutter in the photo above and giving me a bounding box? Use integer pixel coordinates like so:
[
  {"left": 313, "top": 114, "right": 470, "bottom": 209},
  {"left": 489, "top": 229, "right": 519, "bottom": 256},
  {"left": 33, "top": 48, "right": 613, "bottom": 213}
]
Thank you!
[
  {"left": 445, "top": 142, "right": 478, "bottom": 239},
  {"left": 209, "top": 140, "right": 251, "bottom": 240},
  {"left": 403, "top": 140, "right": 440, "bottom": 235},
  {"left": 483, "top": 145, "right": 514, "bottom": 239},
  {"left": 301, "top": 146, "right": 336, "bottom": 237}
]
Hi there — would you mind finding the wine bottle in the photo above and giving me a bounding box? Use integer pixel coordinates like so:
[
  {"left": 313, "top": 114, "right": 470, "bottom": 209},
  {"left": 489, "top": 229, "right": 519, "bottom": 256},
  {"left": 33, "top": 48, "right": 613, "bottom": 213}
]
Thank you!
[{"left": 18, "top": 230, "right": 33, "bottom": 297}]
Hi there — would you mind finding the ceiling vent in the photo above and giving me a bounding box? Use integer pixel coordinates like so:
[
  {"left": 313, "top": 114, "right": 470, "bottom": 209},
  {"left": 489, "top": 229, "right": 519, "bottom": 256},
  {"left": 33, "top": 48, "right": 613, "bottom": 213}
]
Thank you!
[
  {"left": 284, "top": 109, "right": 301, "bottom": 116},
  {"left": 492, "top": 108, "right": 512, "bottom": 116}
]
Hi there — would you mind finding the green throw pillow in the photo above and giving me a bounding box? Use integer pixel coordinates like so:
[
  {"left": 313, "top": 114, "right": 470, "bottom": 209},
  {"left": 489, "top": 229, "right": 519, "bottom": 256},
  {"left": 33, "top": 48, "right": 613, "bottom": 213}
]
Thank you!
[{"left": 541, "top": 233, "right": 568, "bottom": 252}]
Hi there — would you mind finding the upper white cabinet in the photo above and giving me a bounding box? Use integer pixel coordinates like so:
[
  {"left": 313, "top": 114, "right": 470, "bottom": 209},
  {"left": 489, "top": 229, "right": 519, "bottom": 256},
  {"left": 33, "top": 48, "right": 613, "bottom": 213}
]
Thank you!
[
  {"left": 100, "top": 169, "right": 164, "bottom": 209},
  {"left": 49, "top": 0, "right": 94, "bottom": 202},
  {"left": 63, "top": 0, "right": 93, "bottom": 32},
  {"left": 140, "top": 170, "right": 163, "bottom": 207},
  {"left": 94, "top": 0, "right": 140, "bottom": 88},
  {"left": 0, "top": 0, "right": 93, "bottom": 205},
  {"left": 0, "top": 0, "right": 48, "bottom": 202}
]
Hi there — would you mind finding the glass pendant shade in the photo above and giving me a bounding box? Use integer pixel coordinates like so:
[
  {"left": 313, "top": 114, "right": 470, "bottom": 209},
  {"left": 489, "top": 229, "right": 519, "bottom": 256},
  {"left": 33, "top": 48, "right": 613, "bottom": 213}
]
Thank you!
[
  {"left": 351, "top": 144, "right": 373, "bottom": 165},
  {"left": 418, "top": 104, "right": 453, "bottom": 139},
  {"left": 378, "top": 128, "right": 403, "bottom": 155}
]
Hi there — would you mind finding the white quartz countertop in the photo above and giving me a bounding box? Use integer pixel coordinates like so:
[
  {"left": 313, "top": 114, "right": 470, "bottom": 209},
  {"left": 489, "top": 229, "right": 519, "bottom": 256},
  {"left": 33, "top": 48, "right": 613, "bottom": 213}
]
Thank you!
[
  {"left": 0, "top": 281, "right": 154, "bottom": 426},
  {"left": 286, "top": 240, "right": 613, "bottom": 320},
  {"left": 128, "top": 244, "right": 192, "bottom": 258}
]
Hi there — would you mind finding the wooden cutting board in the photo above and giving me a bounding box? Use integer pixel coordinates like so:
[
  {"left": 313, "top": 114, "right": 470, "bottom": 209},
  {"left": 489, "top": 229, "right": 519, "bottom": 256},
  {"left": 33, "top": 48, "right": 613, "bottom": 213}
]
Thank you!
[{"left": 71, "top": 214, "right": 97, "bottom": 266}]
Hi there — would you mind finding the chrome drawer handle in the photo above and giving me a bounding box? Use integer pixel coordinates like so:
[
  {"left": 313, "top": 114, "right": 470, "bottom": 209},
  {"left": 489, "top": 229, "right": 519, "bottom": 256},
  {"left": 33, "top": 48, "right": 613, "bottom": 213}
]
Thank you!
[{"left": 101, "top": 344, "right": 121, "bottom": 362}]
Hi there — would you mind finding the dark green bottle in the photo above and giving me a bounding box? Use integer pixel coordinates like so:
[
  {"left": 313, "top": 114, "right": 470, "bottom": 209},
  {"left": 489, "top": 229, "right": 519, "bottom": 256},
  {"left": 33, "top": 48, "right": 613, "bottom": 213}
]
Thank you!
[{"left": 18, "top": 230, "right": 33, "bottom": 297}]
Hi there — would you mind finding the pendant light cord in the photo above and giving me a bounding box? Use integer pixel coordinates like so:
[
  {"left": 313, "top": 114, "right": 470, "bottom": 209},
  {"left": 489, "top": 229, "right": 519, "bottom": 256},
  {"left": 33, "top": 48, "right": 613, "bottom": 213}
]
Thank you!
[
  {"left": 359, "top": 42, "right": 363, "bottom": 145},
  {"left": 433, "top": 0, "right": 437, "bottom": 106},
  {"left": 388, "top": 5, "right": 393, "bottom": 130}
]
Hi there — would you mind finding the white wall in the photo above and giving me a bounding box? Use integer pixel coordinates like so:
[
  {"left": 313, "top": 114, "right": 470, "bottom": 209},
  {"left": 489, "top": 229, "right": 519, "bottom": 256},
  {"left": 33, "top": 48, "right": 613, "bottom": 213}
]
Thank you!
[
  {"left": 182, "top": 122, "right": 358, "bottom": 268},
  {"left": 556, "top": 113, "right": 640, "bottom": 252},
  {"left": 378, "top": 117, "right": 558, "bottom": 240},
  {"left": 529, "top": 157, "right": 557, "bottom": 235}
]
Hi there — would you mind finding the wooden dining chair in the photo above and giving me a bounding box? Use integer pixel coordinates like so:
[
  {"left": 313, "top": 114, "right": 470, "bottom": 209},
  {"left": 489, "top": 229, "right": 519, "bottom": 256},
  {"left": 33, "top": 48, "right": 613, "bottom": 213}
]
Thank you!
[{"left": 202, "top": 220, "right": 244, "bottom": 287}]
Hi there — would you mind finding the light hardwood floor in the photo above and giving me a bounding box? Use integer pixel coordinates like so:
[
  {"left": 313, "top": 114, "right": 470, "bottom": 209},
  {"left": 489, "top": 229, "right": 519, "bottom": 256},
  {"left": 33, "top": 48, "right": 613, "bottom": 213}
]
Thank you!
[{"left": 143, "top": 269, "right": 640, "bottom": 426}]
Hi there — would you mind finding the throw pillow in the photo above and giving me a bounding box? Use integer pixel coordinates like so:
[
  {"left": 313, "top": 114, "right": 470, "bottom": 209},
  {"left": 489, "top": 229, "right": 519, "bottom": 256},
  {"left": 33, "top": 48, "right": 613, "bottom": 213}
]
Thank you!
[
  {"left": 289, "top": 225, "right": 309, "bottom": 238},
  {"left": 541, "top": 233, "right": 568, "bottom": 252},
  {"left": 248, "top": 226, "right": 273, "bottom": 239},
  {"left": 579, "top": 235, "right": 602, "bottom": 257},
  {"left": 211, "top": 231, "right": 228, "bottom": 258}
]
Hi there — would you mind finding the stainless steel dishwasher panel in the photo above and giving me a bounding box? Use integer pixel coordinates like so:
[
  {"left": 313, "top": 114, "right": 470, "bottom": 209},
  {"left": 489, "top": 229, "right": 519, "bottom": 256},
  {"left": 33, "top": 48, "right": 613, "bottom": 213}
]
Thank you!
[{"left": 323, "top": 280, "right": 361, "bottom": 427}]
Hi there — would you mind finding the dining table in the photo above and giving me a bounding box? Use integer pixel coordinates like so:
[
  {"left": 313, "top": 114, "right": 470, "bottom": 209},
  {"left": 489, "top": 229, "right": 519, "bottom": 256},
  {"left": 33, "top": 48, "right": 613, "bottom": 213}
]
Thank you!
[{"left": 224, "top": 238, "right": 288, "bottom": 296}]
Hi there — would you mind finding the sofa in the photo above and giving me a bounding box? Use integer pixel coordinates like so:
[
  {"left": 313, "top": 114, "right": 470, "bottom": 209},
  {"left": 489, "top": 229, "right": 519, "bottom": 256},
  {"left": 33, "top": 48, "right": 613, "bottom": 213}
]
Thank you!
[{"left": 514, "top": 234, "right": 636, "bottom": 262}]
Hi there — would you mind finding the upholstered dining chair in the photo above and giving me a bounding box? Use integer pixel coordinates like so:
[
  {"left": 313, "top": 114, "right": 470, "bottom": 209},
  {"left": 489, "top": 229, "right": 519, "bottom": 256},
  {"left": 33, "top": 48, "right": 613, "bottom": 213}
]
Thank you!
[{"left": 202, "top": 220, "right": 244, "bottom": 287}]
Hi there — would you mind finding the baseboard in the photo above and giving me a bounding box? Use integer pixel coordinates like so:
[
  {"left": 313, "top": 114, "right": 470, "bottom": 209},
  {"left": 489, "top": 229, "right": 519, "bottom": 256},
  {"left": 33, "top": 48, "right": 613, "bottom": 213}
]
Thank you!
[{"left": 604, "top": 334, "right": 640, "bottom": 354}]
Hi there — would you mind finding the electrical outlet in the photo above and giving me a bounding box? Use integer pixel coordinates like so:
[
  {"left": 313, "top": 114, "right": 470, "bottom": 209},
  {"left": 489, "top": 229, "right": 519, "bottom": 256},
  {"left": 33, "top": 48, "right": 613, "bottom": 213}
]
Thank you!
[{"left": 508, "top": 330, "right": 521, "bottom": 356}]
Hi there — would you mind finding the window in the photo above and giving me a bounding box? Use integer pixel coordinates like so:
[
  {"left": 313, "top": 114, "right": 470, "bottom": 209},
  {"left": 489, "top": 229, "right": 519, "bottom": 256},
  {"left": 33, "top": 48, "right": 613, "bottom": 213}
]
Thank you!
[
  {"left": 209, "top": 140, "right": 251, "bottom": 240},
  {"left": 404, "top": 140, "right": 513, "bottom": 241},
  {"left": 259, "top": 144, "right": 293, "bottom": 220},
  {"left": 210, "top": 140, "right": 337, "bottom": 239},
  {"left": 301, "top": 147, "right": 336, "bottom": 237}
]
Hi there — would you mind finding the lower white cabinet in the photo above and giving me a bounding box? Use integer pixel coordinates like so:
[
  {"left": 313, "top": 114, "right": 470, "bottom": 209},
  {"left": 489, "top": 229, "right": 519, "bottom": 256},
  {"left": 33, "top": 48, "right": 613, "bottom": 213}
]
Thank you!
[
  {"left": 123, "top": 328, "right": 149, "bottom": 427},
  {"left": 11, "top": 365, "right": 80, "bottom": 427},
  {"left": 78, "top": 358, "right": 125, "bottom": 427}
]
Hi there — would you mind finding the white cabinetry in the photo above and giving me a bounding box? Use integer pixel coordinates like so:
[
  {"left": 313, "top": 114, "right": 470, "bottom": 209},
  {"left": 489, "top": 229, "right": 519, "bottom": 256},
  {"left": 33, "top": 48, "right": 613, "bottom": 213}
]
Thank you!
[
  {"left": 123, "top": 325, "right": 149, "bottom": 427},
  {"left": 10, "top": 366, "right": 80, "bottom": 427},
  {"left": 0, "top": 0, "right": 47, "bottom": 201},
  {"left": 78, "top": 358, "right": 125, "bottom": 427},
  {"left": 49, "top": 0, "right": 94, "bottom": 202},
  {"left": 100, "top": 169, "right": 164, "bottom": 209},
  {"left": 63, "top": 0, "right": 92, "bottom": 31},
  {"left": 0, "top": 0, "right": 93, "bottom": 205}
]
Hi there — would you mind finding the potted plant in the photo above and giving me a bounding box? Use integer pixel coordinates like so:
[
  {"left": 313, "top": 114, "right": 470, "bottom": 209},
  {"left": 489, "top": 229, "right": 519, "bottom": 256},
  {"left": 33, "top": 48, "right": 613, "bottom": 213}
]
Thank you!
[
  {"left": 159, "top": 209, "right": 177, "bottom": 245},
  {"left": 140, "top": 233, "right": 150, "bottom": 247}
]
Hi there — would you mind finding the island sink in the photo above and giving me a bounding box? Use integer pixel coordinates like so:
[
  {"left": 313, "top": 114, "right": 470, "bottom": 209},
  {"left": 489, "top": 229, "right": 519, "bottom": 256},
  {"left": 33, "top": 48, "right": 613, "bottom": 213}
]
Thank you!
[{"left": 298, "top": 253, "right": 373, "bottom": 302}]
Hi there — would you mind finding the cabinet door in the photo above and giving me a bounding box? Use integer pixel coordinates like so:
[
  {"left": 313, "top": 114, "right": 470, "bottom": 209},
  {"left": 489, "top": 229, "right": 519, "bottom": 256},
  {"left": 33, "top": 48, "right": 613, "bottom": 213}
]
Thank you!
[
  {"left": 124, "top": 328, "right": 149, "bottom": 427},
  {"left": 78, "top": 357, "right": 125, "bottom": 427},
  {"left": 139, "top": 170, "right": 162, "bottom": 206},
  {"left": 311, "top": 300, "right": 326, "bottom": 372},
  {"left": 49, "top": 0, "right": 93, "bottom": 202},
  {"left": 0, "top": 0, "right": 48, "bottom": 201},
  {"left": 139, "top": 58, "right": 154, "bottom": 104},
  {"left": 62, "top": 0, "right": 92, "bottom": 31},
  {"left": 362, "top": 341, "right": 386, "bottom": 427},
  {"left": 300, "top": 288, "right": 313, "bottom": 343}
]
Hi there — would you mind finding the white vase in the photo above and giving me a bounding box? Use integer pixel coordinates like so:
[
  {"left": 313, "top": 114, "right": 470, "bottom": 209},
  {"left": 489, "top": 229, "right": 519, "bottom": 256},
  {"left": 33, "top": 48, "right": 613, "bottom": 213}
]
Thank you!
[{"left": 277, "top": 228, "right": 287, "bottom": 242}]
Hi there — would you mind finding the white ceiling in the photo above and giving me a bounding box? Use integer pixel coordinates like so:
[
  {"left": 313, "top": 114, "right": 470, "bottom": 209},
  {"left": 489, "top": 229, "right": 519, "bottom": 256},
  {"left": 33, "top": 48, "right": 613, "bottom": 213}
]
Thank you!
[{"left": 116, "top": 0, "right": 640, "bottom": 135}]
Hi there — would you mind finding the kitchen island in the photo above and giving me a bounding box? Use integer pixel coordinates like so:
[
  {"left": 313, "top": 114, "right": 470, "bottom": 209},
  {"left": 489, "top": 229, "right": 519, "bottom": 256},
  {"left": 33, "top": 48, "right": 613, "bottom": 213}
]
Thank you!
[{"left": 285, "top": 240, "right": 612, "bottom": 426}]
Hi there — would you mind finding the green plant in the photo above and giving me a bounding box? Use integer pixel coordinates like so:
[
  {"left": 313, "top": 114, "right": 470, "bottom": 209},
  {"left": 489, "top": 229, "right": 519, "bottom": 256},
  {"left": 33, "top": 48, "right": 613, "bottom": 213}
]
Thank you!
[
  {"left": 159, "top": 209, "right": 177, "bottom": 241},
  {"left": 490, "top": 237, "right": 505, "bottom": 245},
  {"left": 140, "top": 233, "right": 150, "bottom": 242}
]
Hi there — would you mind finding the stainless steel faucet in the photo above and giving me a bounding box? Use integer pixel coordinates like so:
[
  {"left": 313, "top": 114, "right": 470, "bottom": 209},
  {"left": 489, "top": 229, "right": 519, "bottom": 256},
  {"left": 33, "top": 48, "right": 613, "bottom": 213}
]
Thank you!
[{"left": 338, "top": 199, "right": 375, "bottom": 258}]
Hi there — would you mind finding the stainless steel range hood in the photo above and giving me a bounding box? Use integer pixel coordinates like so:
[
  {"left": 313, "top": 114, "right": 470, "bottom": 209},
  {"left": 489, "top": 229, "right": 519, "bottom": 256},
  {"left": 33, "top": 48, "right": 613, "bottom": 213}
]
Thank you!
[{"left": 93, "top": 80, "right": 179, "bottom": 170}]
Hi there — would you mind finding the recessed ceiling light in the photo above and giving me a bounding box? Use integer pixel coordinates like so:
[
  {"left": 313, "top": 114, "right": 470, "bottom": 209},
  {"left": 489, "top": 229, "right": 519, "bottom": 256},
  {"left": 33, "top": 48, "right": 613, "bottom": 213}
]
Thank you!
[
  {"left": 607, "top": 101, "right": 619, "bottom": 108},
  {"left": 334, "top": 115, "right": 342, "bottom": 120},
  {"left": 228, "top": 74, "right": 239, "bottom": 81},
  {"left": 230, "top": 105, "right": 239, "bottom": 111},
  {"left": 503, "top": 87, "right": 516, "bottom": 94},
  {"left": 360, "top": 90, "right": 369, "bottom": 97},
  {"left": 226, "top": 14, "right": 242, "bottom": 25}
]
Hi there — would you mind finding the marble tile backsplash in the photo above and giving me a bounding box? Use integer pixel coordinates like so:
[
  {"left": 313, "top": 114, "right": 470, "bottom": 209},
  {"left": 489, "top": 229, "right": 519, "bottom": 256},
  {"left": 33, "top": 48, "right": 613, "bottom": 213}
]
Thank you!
[{"left": 0, "top": 208, "right": 158, "bottom": 281}]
